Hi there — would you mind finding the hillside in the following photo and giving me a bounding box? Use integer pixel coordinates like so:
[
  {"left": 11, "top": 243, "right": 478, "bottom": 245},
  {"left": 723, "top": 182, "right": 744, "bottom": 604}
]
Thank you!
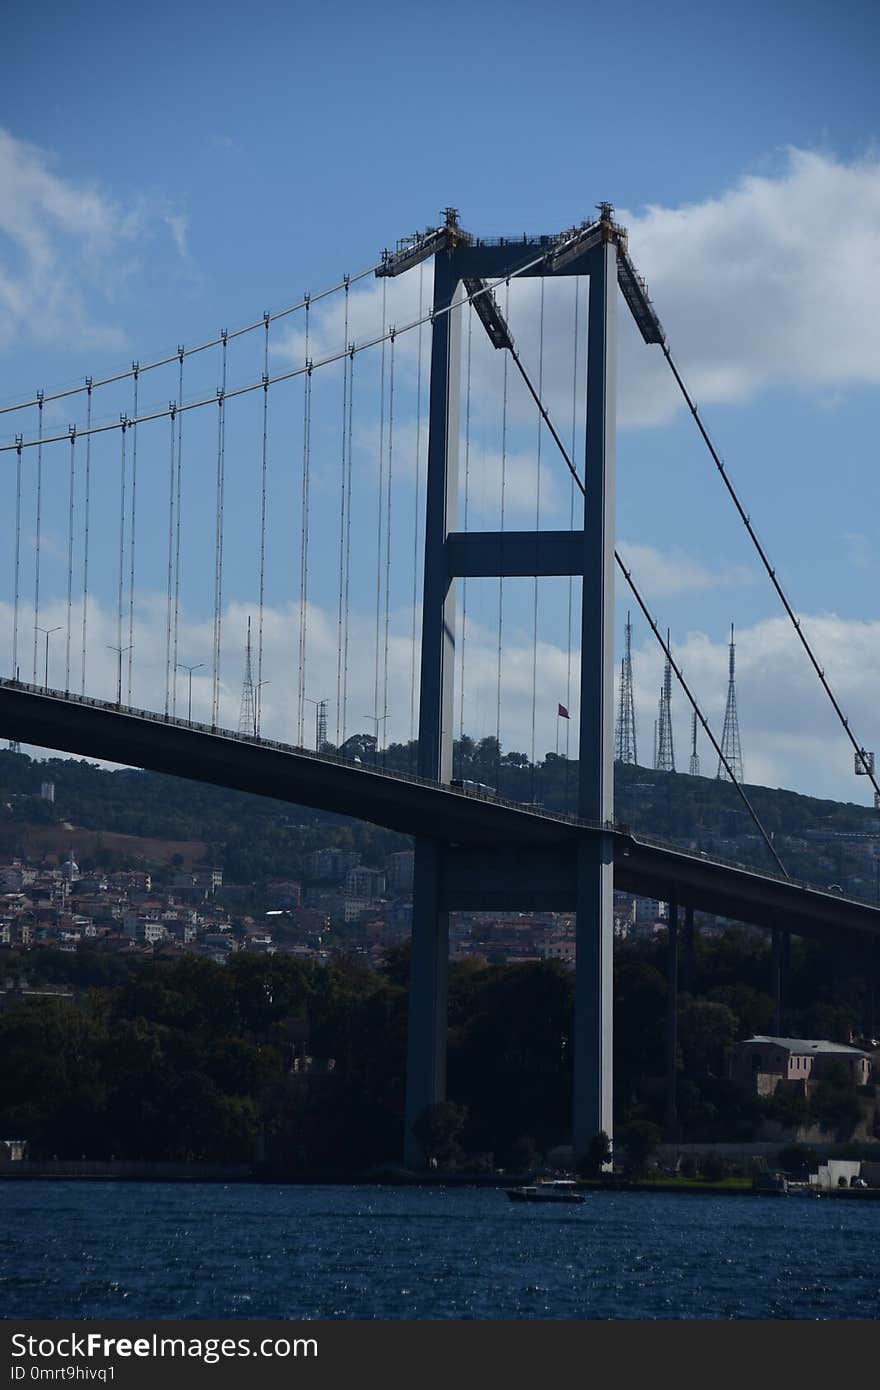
[{"left": 0, "top": 743, "right": 876, "bottom": 891}]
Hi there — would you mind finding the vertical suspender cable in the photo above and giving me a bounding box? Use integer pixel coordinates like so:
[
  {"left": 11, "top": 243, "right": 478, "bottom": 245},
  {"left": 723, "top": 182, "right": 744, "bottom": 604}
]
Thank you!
[
  {"left": 32, "top": 392, "right": 44, "bottom": 684},
  {"left": 80, "top": 380, "right": 92, "bottom": 695},
  {"left": 495, "top": 283, "right": 510, "bottom": 790},
  {"left": 373, "top": 279, "right": 388, "bottom": 747},
  {"left": 297, "top": 298, "right": 312, "bottom": 747},
  {"left": 341, "top": 343, "right": 355, "bottom": 744},
  {"left": 459, "top": 308, "right": 473, "bottom": 772},
  {"left": 171, "top": 348, "right": 184, "bottom": 715},
  {"left": 565, "top": 279, "right": 580, "bottom": 809},
  {"left": 164, "top": 403, "right": 177, "bottom": 716},
  {"left": 12, "top": 437, "right": 22, "bottom": 679},
  {"left": 258, "top": 314, "right": 270, "bottom": 735},
  {"left": 117, "top": 415, "right": 128, "bottom": 664},
  {"left": 65, "top": 426, "right": 76, "bottom": 692},
  {"left": 381, "top": 328, "right": 396, "bottom": 761},
  {"left": 212, "top": 331, "right": 228, "bottom": 727},
  {"left": 530, "top": 280, "right": 545, "bottom": 794},
  {"left": 336, "top": 278, "right": 350, "bottom": 746},
  {"left": 409, "top": 261, "right": 425, "bottom": 761},
  {"left": 126, "top": 365, "right": 139, "bottom": 703}
]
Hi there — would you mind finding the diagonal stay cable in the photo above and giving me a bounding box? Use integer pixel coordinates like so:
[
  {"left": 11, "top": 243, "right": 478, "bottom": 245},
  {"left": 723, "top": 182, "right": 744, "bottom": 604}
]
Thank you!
[
  {"left": 662, "top": 343, "right": 880, "bottom": 809},
  {"left": 508, "top": 344, "right": 789, "bottom": 878}
]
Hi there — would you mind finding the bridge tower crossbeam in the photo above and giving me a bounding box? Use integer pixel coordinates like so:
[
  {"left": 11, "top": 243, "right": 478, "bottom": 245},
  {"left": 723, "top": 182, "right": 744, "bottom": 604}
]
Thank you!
[{"left": 404, "top": 211, "right": 619, "bottom": 1165}]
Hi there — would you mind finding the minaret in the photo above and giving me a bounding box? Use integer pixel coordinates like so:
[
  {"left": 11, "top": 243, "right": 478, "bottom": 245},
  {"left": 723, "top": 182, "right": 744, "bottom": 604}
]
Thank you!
[
  {"left": 238, "top": 616, "right": 257, "bottom": 737},
  {"left": 655, "top": 631, "right": 675, "bottom": 772},
  {"left": 717, "top": 622, "right": 744, "bottom": 782},
  {"left": 614, "top": 611, "right": 638, "bottom": 765},
  {"left": 689, "top": 708, "right": 700, "bottom": 776}
]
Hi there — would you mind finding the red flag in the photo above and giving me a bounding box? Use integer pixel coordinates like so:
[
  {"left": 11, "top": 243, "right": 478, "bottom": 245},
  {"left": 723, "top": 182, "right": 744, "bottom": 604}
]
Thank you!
[{"left": 558, "top": 704, "right": 570, "bottom": 719}]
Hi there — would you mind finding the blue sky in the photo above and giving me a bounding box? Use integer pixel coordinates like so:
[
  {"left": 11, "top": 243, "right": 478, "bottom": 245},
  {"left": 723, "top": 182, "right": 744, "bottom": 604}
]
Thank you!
[{"left": 1, "top": 0, "right": 879, "bottom": 802}]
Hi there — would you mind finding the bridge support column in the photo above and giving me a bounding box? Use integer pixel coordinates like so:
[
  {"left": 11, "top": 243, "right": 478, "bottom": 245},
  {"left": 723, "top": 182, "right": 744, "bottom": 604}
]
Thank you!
[
  {"left": 404, "top": 840, "right": 449, "bottom": 1167},
  {"left": 665, "top": 897, "right": 679, "bottom": 1139},
  {"left": 771, "top": 928, "right": 789, "bottom": 1033},
  {"left": 573, "top": 234, "right": 617, "bottom": 1158},
  {"left": 404, "top": 255, "right": 461, "bottom": 1165}
]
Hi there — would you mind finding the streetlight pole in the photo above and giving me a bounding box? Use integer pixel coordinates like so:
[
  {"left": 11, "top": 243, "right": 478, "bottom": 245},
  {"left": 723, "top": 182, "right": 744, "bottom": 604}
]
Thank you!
[
  {"left": 106, "top": 644, "right": 133, "bottom": 707},
  {"left": 35, "top": 626, "right": 61, "bottom": 691},
  {"left": 304, "top": 696, "right": 329, "bottom": 752},
  {"left": 176, "top": 661, "right": 204, "bottom": 722},
  {"left": 254, "top": 680, "right": 270, "bottom": 738}
]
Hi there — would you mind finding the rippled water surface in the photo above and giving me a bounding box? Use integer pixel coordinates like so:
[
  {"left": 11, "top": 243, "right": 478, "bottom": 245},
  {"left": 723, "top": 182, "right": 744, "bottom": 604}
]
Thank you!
[{"left": 2, "top": 1182, "right": 879, "bottom": 1319}]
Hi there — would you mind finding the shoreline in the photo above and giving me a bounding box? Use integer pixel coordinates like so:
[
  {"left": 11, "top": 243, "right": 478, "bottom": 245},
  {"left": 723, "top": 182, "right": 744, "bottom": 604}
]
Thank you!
[{"left": 2, "top": 1162, "right": 879, "bottom": 1198}]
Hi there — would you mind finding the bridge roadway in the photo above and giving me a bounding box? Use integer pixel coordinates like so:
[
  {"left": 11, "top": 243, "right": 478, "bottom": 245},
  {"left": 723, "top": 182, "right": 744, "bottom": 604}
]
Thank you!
[{"left": 2, "top": 678, "right": 879, "bottom": 945}]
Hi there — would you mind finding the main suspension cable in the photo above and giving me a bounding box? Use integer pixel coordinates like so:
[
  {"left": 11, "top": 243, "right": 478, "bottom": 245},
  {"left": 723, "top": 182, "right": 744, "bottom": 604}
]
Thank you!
[
  {"left": 2, "top": 256, "right": 552, "bottom": 455},
  {"left": 0, "top": 262, "right": 383, "bottom": 418},
  {"left": 662, "top": 343, "right": 880, "bottom": 808}
]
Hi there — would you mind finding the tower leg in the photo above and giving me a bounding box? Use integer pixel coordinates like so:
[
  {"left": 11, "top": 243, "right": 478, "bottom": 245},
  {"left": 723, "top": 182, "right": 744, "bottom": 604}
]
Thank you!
[
  {"left": 404, "top": 256, "right": 460, "bottom": 1165},
  {"left": 404, "top": 840, "right": 449, "bottom": 1167},
  {"left": 573, "top": 234, "right": 617, "bottom": 1157}
]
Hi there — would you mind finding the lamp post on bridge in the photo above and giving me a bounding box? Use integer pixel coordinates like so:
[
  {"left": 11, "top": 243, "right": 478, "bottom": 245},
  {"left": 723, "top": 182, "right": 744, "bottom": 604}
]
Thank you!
[
  {"left": 35, "top": 625, "right": 61, "bottom": 691},
  {"left": 176, "top": 661, "right": 204, "bottom": 722},
  {"left": 106, "top": 644, "right": 133, "bottom": 708}
]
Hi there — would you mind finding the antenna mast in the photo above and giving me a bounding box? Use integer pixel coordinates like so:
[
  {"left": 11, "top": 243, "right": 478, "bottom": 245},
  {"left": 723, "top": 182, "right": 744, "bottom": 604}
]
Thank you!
[
  {"left": 717, "top": 622, "right": 744, "bottom": 782},
  {"left": 614, "top": 610, "right": 638, "bottom": 764},
  {"left": 238, "top": 616, "right": 257, "bottom": 737},
  {"left": 689, "top": 707, "right": 700, "bottom": 776},
  {"left": 655, "top": 631, "right": 675, "bottom": 772}
]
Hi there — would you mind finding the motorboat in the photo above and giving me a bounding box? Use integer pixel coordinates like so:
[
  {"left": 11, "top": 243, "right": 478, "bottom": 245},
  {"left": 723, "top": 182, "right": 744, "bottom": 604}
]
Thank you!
[{"left": 506, "top": 1179, "right": 585, "bottom": 1204}]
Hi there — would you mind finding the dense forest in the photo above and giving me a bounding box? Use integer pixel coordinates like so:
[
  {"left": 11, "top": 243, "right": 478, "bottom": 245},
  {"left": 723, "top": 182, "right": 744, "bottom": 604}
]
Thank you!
[{"left": 1, "top": 929, "right": 876, "bottom": 1169}]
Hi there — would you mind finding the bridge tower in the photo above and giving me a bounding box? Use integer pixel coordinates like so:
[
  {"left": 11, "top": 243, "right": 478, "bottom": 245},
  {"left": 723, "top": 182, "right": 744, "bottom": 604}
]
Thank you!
[{"left": 398, "top": 204, "right": 648, "bottom": 1164}]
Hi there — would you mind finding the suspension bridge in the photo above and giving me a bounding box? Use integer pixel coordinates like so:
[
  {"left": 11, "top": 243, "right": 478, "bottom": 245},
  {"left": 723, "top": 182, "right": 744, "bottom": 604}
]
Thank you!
[{"left": 2, "top": 204, "right": 879, "bottom": 1164}]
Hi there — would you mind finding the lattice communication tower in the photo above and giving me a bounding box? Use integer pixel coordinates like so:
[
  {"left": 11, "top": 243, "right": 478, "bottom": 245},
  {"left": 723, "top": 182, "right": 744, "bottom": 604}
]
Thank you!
[
  {"left": 717, "top": 622, "right": 744, "bottom": 782},
  {"left": 614, "top": 611, "right": 638, "bottom": 765}
]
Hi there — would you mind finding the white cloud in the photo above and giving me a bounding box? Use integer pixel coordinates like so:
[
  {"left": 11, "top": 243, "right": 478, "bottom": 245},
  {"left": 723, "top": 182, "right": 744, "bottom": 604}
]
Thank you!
[
  {"left": 272, "top": 148, "right": 880, "bottom": 437},
  {"left": 617, "top": 148, "right": 880, "bottom": 425},
  {"left": 616, "top": 541, "right": 754, "bottom": 598},
  {"left": 0, "top": 128, "right": 188, "bottom": 356},
  {"left": 4, "top": 594, "right": 877, "bottom": 807}
]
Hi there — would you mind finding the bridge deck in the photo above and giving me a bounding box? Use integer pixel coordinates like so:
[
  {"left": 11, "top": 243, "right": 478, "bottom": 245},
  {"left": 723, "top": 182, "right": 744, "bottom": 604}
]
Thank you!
[{"left": 2, "top": 679, "right": 879, "bottom": 944}]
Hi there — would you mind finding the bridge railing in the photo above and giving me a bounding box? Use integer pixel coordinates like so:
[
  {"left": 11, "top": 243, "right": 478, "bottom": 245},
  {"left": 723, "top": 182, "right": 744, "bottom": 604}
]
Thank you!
[{"left": 2, "top": 676, "right": 878, "bottom": 913}]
